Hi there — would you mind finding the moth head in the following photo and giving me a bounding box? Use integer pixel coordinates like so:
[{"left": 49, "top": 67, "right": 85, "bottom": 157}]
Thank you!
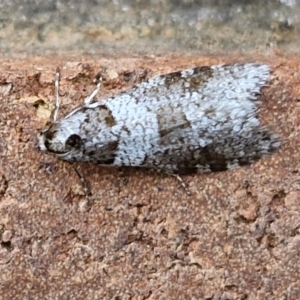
[{"left": 38, "top": 122, "right": 83, "bottom": 156}]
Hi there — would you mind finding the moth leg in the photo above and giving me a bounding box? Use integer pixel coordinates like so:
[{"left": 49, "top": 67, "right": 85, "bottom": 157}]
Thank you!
[
  {"left": 168, "top": 173, "right": 191, "bottom": 196},
  {"left": 84, "top": 68, "right": 106, "bottom": 105},
  {"left": 51, "top": 67, "right": 61, "bottom": 122},
  {"left": 72, "top": 164, "right": 92, "bottom": 196}
]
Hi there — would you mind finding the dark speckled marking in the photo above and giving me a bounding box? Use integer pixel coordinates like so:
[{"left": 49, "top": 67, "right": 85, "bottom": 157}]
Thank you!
[
  {"left": 98, "top": 105, "right": 116, "bottom": 127},
  {"left": 164, "top": 71, "right": 184, "bottom": 88},
  {"left": 107, "top": 140, "right": 119, "bottom": 151},
  {"left": 157, "top": 111, "right": 191, "bottom": 138},
  {"left": 189, "top": 67, "right": 214, "bottom": 92}
]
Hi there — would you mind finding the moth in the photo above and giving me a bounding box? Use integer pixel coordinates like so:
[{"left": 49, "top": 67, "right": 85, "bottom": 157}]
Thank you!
[{"left": 38, "top": 63, "right": 280, "bottom": 175}]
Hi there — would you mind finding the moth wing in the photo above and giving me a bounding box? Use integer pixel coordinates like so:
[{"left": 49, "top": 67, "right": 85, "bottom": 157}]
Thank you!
[
  {"left": 130, "top": 63, "right": 269, "bottom": 106},
  {"left": 126, "top": 62, "right": 270, "bottom": 135},
  {"left": 126, "top": 63, "right": 271, "bottom": 142},
  {"left": 125, "top": 64, "right": 278, "bottom": 172}
]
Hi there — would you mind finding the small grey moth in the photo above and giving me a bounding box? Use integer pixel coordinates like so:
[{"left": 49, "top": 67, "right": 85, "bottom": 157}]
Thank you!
[{"left": 38, "top": 63, "right": 280, "bottom": 175}]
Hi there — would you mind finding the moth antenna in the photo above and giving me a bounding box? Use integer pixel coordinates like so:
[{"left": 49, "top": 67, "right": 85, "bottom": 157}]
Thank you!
[
  {"left": 84, "top": 67, "right": 106, "bottom": 105},
  {"left": 52, "top": 67, "right": 61, "bottom": 122}
]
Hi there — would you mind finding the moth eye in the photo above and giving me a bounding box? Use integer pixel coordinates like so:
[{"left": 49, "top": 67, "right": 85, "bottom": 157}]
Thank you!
[{"left": 66, "top": 134, "right": 82, "bottom": 149}]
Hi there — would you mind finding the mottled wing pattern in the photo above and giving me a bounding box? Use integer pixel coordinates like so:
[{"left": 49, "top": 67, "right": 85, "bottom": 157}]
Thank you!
[{"left": 102, "top": 64, "right": 279, "bottom": 173}]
